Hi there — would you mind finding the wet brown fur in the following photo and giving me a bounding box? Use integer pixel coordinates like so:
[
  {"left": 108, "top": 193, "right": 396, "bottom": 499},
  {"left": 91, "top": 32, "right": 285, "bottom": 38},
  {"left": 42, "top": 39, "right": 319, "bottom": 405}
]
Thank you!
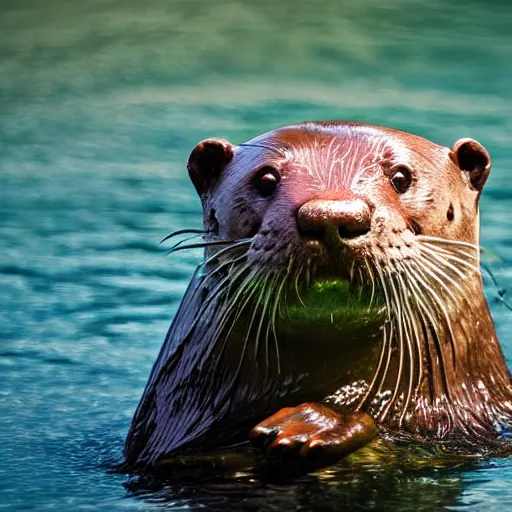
[{"left": 124, "top": 121, "right": 512, "bottom": 470}]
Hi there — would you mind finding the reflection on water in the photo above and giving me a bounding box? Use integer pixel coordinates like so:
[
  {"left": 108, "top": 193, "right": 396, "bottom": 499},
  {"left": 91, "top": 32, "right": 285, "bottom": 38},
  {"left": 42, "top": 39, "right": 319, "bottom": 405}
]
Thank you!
[
  {"left": 128, "top": 466, "right": 467, "bottom": 511},
  {"left": 2, "top": 0, "right": 512, "bottom": 510}
]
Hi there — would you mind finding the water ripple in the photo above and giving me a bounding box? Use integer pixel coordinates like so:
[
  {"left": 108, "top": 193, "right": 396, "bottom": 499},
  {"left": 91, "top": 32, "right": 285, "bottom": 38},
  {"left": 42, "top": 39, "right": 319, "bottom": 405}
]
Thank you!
[{"left": 2, "top": 0, "right": 512, "bottom": 510}]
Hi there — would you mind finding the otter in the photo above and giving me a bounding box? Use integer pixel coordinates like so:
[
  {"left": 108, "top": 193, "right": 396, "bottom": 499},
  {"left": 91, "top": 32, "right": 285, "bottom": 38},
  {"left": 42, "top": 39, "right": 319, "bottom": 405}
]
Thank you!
[{"left": 124, "top": 121, "right": 512, "bottom": 476}]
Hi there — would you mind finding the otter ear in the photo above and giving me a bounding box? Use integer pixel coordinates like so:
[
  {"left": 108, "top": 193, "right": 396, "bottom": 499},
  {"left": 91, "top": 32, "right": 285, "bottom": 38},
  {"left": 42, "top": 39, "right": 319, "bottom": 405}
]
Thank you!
[
  {"left": 449, "top": 138, "right": 491, "bottom": 191},
  {"left": 187, "top": 138, "right": 235, "bottom": 196}
]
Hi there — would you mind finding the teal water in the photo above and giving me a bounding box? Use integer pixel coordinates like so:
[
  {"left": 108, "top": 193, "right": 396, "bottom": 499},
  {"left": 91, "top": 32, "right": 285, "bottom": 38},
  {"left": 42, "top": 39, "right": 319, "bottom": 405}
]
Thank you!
[{"left": 2, "top": 0, "right": 512, "bottom": 510}]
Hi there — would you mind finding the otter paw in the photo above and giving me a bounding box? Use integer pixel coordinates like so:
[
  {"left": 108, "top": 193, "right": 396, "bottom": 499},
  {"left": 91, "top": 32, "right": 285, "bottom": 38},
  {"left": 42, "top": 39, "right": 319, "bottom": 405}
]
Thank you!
[{"left": 249, "top": 402, "right": 377, "bottom": 473}]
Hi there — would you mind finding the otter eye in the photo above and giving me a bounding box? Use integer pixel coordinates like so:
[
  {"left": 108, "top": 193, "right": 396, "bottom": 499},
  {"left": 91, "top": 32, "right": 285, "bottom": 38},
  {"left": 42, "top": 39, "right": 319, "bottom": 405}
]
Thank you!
[
  {"left": 390, "top": 165, "right": 413, "bottom": 194},
  {"left": 254, "top": 167, "right": 280, "bottom": 197}
]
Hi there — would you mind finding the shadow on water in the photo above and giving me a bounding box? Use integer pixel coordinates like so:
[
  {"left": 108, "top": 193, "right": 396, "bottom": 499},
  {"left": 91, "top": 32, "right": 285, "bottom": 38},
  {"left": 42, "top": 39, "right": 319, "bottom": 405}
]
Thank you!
[
  {"left": 121, "top": 446, "right": 477, "bottom": 511},
  {"left": 127, "top": 472, "right": 464, "bottom": 511}
]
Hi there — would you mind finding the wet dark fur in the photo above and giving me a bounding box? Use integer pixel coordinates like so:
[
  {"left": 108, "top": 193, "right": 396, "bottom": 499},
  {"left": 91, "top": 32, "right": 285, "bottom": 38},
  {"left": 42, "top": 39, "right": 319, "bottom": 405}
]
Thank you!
[{"left": 124, "top": 121, "right": 512, "bottom": 471}]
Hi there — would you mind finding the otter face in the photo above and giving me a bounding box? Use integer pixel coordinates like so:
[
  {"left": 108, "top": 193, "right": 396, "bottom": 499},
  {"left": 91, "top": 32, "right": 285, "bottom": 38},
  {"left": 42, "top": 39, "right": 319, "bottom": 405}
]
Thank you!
[{"left": 187, "top": 122, "right": 491, "bottom": 286}]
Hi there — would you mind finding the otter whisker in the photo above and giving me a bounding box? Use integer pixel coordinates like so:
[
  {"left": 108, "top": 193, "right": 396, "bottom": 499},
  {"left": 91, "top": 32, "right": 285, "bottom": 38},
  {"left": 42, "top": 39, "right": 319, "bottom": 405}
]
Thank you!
[
  {"left": 416, "top": 235, "right": 481, "bottom": 252},
  {"left": 199, "top": 268, "right": 250, "bottom": 327},
  {"left": 418, "top": 244, "right": 478, "bottom": 281},
  {"left": 357, "top": 261, "right": 391, "bottom": 411},
  {"left": 404, "top": 272, "right": 426, "bottom": 406},
  {"left": 392, "top": 265, "right": 414, "bottom": 423},
  {"left": 224, "top": 268, "right": 261, "bottom": 322},
  {"left": 479, "top": 265, "right": 512, "bottom": 311},
  {"left": 180, "top": 240, "right": 249, "bottom": 287},
  {"left": 482, "top": 262, "right": 501, "bottom": 288},
  {"left": 223, "top": 270, "right": 263, "bottom": 337},
  {"left": 178, "top": 260, "right": 254, "bottom": 349},
  {"left": 221, "top": 270, "right": 270, "bottom": 389},
  {"left": 264, "top": 300, "right": 273, "bottom": 372},
  {"left": 151, "top": 256, "right": 249, "bottom": 368},
  {"left": 229, "top": 270, "right": 272, "bottom": 377},
  {"left": 207, "top": 264, "right": 255, "bottom": 349},
  {"left": 364, "top": 259, "right": 377, "bottom": 311},
  {"left": 256, "top": 272, "right": 280, "bottom": 370},
  {"left": 201, "top": 253, "right": 247, "bottom": 280},
  {"left": 416, "top": 251, "right": 466, "bottom": 294},
  {"left": 381, "top": 267, "right": 407, "bottom": 421},
  {"left": 411, "top": 255, "right": 460, "bottom": 313},
  {"left": 165, "top": 233, "right": 205, "bottom": 251},
  {"left": 167, "top": 238, "right": 253, "bottom": 256},
  {"left": 270, "top": 260, "right": 295, "bottom": 374},
  {"left": 406, "top": 263, "right": 453, "bottom": 402},
  {"left": 416, "top": 235, "right": 483, "bottom": 261},
  {"left": 357, "top": 267, "right": 365, "bottom": 301},
  {"left": 250, "top": 274, "right": 274, "bottom": 360},
  {"left": 395, "top": 262, "right": 424, "bottom": 425},
  {"left": 270, "top": 272, "right": 289, "bottom": 375},
  {"left": 269, "top": 270, "right": 292, "bottom": 375},
  {"left": 205, "top": 259, "right": 251, "bottom": 303},
  {"left": 419, "top": 240, "right": 480, "bottom": 261},
  {"left": 406, "top": 275, "right": 437, "bottom": 404},
  {"left": 375, "top": 266, "right": 395, "bottom": 403},
  {"left": 160, "top": 228, "right": 207, "bottom": 244},
  {"left": 294, "top": 262, "right": 307, "bottom": 308},
  {"left": 420, "top": 242, "right": 481, "bottom": 272},
  {"left": 358, "top": 321, "right": 389, "bottom": 412},
  {"left": 199, "top": 239, "right": 253, "bottom": 268},
  {"left": 407, "top": 281, "right": 454, "bottom": 436},
  {"left": 375, "top": 263, "right": 393, "bottom": 323},
  {"left": 371, "top": 263, "right": 396, "bottom": 415},
  {"left": 410, "top": 258, "right": 458, "bottom": 368},
  {"left": 281, "top": 256, "right": 295, "bottom": 311}
]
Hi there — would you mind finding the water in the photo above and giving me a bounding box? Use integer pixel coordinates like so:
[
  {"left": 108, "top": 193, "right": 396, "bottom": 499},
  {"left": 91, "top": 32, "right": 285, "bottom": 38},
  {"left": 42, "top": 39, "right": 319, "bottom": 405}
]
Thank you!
[{"left": 2, "top": 0, "right": 512, "bottom": 509}]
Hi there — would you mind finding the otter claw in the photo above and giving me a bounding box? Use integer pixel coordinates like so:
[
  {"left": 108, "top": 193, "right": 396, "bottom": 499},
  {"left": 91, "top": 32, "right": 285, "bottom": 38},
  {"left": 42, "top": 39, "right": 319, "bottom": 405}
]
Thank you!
[
  {"left": 249, "top": 402, "right": 377, "bottom": 474},
  {"left": 249, "top": 425, "right": 279, "bottom": 450}
]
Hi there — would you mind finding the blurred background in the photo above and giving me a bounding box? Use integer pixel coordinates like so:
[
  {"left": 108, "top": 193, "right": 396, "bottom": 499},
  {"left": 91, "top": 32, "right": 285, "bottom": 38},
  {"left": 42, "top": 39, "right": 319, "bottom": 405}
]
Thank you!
[{"left": 1, "top": 0, "right": 512, "bottom": 510}]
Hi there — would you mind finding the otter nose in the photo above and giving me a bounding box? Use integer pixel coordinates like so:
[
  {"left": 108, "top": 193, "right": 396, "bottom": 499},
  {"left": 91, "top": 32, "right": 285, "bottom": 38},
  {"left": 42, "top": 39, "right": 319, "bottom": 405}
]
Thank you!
[{"left": 297, "top": 199, "right": 371, "bottom": 240}]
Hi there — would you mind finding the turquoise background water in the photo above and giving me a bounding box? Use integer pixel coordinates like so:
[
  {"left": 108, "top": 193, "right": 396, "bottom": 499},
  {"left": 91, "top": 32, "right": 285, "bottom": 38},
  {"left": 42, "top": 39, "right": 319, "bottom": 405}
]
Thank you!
[{"left": 2, "top": 0, "right": 512, "bottom": 510}]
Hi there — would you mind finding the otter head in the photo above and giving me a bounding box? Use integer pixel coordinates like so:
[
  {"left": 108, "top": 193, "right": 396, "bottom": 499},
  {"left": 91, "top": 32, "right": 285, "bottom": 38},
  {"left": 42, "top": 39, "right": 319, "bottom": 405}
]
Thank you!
[{"left": 187, "top": 123, "right": 491, "bottom": 283}]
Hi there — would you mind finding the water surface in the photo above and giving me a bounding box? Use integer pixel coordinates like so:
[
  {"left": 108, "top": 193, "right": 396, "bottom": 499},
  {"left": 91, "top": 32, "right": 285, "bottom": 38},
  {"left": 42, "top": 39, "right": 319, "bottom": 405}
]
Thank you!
[{"left": 2, "top": 0, "right": 512, "bottom": 510}]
